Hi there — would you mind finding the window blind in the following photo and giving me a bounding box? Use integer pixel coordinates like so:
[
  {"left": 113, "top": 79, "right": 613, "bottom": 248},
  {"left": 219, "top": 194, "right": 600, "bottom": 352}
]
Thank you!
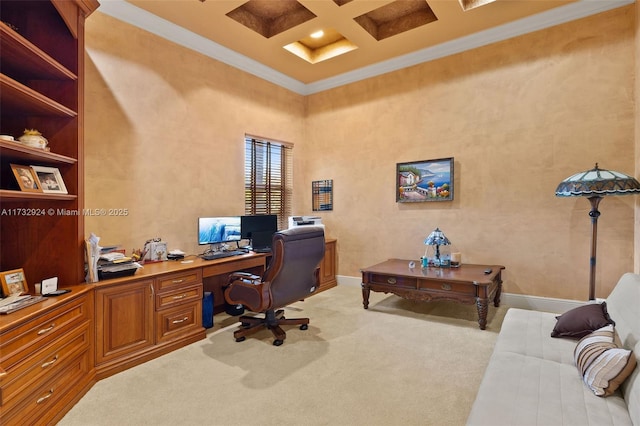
[{"left": 244, "top": 136, "right": 293, "bottom": 230}]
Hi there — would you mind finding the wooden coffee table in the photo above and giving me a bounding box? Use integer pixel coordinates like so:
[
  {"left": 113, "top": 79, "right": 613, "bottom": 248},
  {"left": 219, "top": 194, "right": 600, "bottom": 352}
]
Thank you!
[{"left": 360, "top": 259, "right": 504, "bottom": 329}]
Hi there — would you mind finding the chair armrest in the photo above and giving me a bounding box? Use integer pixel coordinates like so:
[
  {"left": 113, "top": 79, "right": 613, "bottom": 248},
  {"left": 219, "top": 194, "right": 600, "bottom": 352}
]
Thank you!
[{"left": 225, "top": 275, "right": 269, "bottom": 312}]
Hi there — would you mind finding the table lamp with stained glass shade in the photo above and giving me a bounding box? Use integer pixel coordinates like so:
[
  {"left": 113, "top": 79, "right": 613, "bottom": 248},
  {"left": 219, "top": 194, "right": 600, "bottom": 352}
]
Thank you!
[
  {"left": 423, "top": 227, "right": 451, "bottom": 267},
  {"left": 555, "top": 163, "right": 640, "bottom": 300}
]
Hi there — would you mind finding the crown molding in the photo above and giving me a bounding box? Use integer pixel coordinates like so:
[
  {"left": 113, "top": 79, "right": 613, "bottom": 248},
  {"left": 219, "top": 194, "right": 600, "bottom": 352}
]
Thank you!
[{"left": 98, "top": 0, "right": 634, "bottom": 96}]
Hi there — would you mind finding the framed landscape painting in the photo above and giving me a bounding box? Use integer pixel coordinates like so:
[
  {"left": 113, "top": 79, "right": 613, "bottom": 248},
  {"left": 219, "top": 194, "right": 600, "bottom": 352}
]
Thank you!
[{"left": 396, "top": 157, "right": 454, "bottom": 202}]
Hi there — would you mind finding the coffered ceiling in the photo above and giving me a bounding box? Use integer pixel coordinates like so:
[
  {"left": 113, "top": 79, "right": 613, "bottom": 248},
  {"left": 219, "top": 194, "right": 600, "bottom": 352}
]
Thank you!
[{"left": 98, "top": 0, "right": 633, "bottom": 94}]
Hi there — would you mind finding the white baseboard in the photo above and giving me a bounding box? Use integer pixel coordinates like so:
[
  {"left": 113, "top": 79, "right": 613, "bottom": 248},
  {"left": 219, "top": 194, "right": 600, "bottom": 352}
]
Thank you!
[{"left": 336, "top": 275, "right": 585, "bottom": 314}]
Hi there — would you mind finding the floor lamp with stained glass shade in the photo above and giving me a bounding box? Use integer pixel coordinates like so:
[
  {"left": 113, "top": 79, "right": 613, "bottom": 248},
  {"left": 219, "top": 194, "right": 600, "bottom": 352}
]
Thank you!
[{"left": 555, "top": 163, "right": 640, "bottom": 300}]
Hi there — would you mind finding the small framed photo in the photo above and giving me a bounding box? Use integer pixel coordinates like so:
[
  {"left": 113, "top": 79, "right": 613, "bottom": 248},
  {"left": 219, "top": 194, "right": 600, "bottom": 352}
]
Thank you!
[
  {"left": 397, "top": 157, "right": 454, "bottom": 202},
  {"left": 10, "top": 164, "right": 42, "bottom": 192},
  {"left": 31, "top": 165, "right": 68, "bottom": 194},
  {"left": 0, "top": 268, "right": 29, "bottom": 296}
]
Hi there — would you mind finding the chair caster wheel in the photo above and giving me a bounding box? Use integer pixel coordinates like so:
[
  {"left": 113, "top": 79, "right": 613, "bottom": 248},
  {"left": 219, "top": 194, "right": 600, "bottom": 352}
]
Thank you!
[
  {"left": 236, "top": 336, "right": 246, "bottom": 342},
  {"left": 273, "top": 339, "right": 283, "bottom": 346},
  {"left": 300, "top": 324, "right": 308, "bottom": 330}
]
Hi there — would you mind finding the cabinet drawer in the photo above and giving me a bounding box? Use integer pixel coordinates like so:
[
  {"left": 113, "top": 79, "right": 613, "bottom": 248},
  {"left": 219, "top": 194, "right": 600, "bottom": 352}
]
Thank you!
[
  {"left": 418, "top": 279, "right": 476, "bottom": 296},
  {"left": 155, "top": 303, "right": 202, "bottom": 344},
  {"left": 0, "top": 348, "right": 92, "bottom": 426},
  {"left": 156, "top": 270, "right": 202, "bottom": 293},
  {"left": 156, "top": 284, "right": 202, "bottom": 310},
  {"left": 368, "top": 274, "right": 417, "bottom": 288},
  {"left": 0, "top": 322, "right": 90, "bottom": 407},
  {"left": 0, "top": 295, "right": 89, "bottom": 370}
]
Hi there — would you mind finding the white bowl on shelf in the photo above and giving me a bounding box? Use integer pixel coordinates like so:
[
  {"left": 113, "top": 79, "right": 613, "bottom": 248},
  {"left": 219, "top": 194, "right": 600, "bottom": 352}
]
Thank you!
[
  {"left": 18, "top": 134, "right": 48, "bottom": 149},
  {"left": 0, "top": 135, "right": 15, "bottom": 141}
]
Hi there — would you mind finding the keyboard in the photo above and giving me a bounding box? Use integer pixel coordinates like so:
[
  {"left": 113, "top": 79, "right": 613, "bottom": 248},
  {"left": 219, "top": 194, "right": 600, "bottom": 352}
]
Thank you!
[
  {"left": 202, "top": 250, "right": 245, "bottom": 261},
  {"left": 252, "top": 247, "right": 272, "bottom": 254}
]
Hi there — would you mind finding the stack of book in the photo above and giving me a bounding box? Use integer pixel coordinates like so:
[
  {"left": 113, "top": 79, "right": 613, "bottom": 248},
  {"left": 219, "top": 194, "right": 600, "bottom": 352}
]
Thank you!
[{"left": 0, "top": 294, "right": 43, "bottom": 314}]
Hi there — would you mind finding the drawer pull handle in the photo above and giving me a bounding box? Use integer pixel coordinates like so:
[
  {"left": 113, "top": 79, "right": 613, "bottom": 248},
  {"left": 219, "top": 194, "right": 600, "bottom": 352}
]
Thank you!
[
  {"left": 172, "top": 317, "right": 189, "bottom": 324},
  {"left": 41, "top": 354, "right": 59, "bottom": 368},
  {"left": 387, "top": 277, "right": 397, "bottom": 284},
  {"left": 172, "top": 294, "right": 188, "bottom": 300},
  {"left": 441, "top": 283, "right": 452, "bottom": 291},
  {"left": 37, "top": 323, "right": 56, "bottom": 335},
  {"left": 36, "top": 389, "right": 54, "bottom": 404},
  {"left": 172, "top": 279, "right": 184, "bottom": 284}
]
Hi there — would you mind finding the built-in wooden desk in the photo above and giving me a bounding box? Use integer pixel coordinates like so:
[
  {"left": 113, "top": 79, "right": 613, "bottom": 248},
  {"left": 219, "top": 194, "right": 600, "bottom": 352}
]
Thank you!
[
  {"left": 0, "top": 241, "right": 336, "bottom": 424},
  {"left": 93, "top": 253, "right": 268, "bottom": 378}
]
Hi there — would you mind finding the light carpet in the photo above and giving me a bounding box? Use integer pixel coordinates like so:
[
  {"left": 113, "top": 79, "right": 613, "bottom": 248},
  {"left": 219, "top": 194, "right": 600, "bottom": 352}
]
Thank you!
[{"left": 59, "top": 284, "right": 507, "bottom": 426}]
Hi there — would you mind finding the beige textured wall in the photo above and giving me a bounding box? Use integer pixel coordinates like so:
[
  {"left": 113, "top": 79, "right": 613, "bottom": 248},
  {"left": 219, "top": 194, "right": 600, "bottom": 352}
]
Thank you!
[
  {"left": 84, "top": 13, "right": 304, "bottom": 256},
  {"left": 303, "top": 6, "right": 636, "bottom": 300},
  {"left": 85, "top": 7, "right": 637, "bottom": 301}
]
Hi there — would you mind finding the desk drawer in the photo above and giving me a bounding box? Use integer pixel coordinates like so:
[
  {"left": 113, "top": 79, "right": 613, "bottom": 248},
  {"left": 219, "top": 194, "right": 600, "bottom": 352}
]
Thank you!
[
  {"left": 0, "top": 348, "right": 91, "bottom": 426},
  {"left": 155, "top": 284, "right": 202, "bottom": 310},
  {"left": 368, "top": 274, "right": 417, "bottom": 288},
  {"left": 156, "top": 270, "right": 202, "bottom": 293},
  {"left": 0, "top": 296, "right": 89, "bottom": 370},
  {"left": 155, "top": 303, "right": 202, "bottom": 344},
  {"left": 0, "top": 322, "right": 90, "bottom": 407},
  {"left": 418, "top": 280, "right": 476, "bottom": 296}
]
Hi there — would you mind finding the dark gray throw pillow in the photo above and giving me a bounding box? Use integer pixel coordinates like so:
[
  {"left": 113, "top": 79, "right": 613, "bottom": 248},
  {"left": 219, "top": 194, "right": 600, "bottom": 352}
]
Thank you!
[{"left": 550, "top": 302, "right": 615, "bottom": 338}]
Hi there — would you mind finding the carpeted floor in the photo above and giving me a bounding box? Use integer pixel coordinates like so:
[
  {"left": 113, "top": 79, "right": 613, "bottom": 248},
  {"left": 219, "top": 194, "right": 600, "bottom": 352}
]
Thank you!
[{"left": 59, "top": 284, "right": 507, "bottom": 426}]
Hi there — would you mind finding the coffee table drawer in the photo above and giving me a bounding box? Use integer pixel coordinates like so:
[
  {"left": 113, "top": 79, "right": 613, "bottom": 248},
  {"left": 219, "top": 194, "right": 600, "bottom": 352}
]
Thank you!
[
  {"left": 369, "top": 274, "right": 417, "bottom": 288},
  {"left": 418, "top": 279, "right": 476, "bottom": 296}
]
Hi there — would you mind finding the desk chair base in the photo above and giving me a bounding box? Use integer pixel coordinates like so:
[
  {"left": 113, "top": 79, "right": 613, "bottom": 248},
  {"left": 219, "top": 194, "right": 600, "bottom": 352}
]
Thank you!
[{"left": 233, "top": 309, "right": 309, "bottom": 346}]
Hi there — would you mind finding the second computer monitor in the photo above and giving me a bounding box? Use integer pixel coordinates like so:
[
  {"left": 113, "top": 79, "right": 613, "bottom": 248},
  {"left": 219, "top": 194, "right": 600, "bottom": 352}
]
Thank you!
[{"left": 241, "top": 214, "right": 277, "bottom": 250}]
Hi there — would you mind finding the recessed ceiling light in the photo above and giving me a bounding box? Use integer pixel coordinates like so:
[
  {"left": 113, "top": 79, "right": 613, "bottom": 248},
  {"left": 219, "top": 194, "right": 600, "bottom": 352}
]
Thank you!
[{"left": 310, "top": 30, "right": 324, "bottom": 39}]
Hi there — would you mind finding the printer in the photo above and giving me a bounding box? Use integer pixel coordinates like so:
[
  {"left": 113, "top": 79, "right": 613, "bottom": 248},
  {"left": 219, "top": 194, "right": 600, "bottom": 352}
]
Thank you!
[{"left": 288, "top": 216, "right": 324, "bottom": 229}]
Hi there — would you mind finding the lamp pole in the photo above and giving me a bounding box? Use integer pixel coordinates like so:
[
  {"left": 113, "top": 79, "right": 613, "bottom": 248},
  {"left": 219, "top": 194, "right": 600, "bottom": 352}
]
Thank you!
[{"left": 587, "top": 196, "right": 602, "bottom": 301}]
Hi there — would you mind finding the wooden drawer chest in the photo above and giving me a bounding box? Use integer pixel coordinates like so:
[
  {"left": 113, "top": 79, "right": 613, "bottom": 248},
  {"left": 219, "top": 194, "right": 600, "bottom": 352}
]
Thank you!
[
  {"left": 0, "top": 290, "right": 94, "bottom": 425},
  {"left": 154, "top": 270, "right": 203, "bottom": 344}
]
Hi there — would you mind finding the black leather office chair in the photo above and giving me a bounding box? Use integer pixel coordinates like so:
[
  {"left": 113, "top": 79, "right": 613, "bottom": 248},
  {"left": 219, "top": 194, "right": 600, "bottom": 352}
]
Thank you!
[{"left": 224, "top": 226, "right": 325, "bottom": 346}]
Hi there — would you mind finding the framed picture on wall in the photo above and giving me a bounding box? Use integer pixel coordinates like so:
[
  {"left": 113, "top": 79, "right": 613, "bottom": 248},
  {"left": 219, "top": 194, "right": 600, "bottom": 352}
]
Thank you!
[
  {"left": 312, "top": 179, "right": 333, "bottom": 211},
  {"left": 396, "top": 157, "right": 454, "bottom": 202},
  {"left": 30, "top": 165, "right": 68, "bottom": 194}
]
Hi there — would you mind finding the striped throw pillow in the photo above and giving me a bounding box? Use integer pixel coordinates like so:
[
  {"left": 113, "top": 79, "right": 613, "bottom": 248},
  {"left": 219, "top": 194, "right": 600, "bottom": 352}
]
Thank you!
[{"left": 574, "top": 325, "right": 637, "bottom": 397}]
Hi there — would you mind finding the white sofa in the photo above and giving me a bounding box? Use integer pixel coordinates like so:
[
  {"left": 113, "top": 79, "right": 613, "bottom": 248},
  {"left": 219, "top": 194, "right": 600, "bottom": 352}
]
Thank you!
[{"left": 467, "top": 273, "right": 640, "bottom": 426}]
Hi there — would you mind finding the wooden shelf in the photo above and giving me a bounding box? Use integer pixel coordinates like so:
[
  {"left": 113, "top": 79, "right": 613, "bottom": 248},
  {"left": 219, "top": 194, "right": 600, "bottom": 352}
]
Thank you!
[
  {"left": 0, "top": 22, "right": 77, "bottom": 81},
  {"left": 0, "top": 139, "right": 77, "bottom": 165},
  {"left": 0, "top": 189, "right": 77, "bottom": 201},
  {"left": 0, "top": 73, "right": 77, "bottom": 117}
]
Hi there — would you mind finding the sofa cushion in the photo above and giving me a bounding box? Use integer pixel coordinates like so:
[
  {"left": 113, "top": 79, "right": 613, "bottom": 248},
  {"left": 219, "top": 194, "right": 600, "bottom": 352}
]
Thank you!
[
  {"left": 574, "top": 325, "right": 637, "bottom": 397},
  {"left": 551, "top": 302, "right": 614, "bottom": 339},
  {"left": 493, "top": 308, "right": 576, "bottom": 365},
  {"left": 466, "top": 350, "right": 632, "bottom": 426}
]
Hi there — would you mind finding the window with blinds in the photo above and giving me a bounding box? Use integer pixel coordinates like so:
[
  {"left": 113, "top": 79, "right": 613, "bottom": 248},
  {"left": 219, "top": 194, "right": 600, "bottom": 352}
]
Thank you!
[{"left": 244, "top": 136, "right": 293, "bottom": 230}]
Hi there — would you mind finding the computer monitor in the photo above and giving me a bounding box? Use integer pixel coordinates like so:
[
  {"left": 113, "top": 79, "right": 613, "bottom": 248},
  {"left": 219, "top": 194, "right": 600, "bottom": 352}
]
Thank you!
[
  {"left": 240, "top": 215, "right": 278, "bottom": 239},
  {"left": 198, "top": 216, "right": 241, "bottom": 245},
  {"left": 240, "top": 214, "right": 277, "bottom": 251}
]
